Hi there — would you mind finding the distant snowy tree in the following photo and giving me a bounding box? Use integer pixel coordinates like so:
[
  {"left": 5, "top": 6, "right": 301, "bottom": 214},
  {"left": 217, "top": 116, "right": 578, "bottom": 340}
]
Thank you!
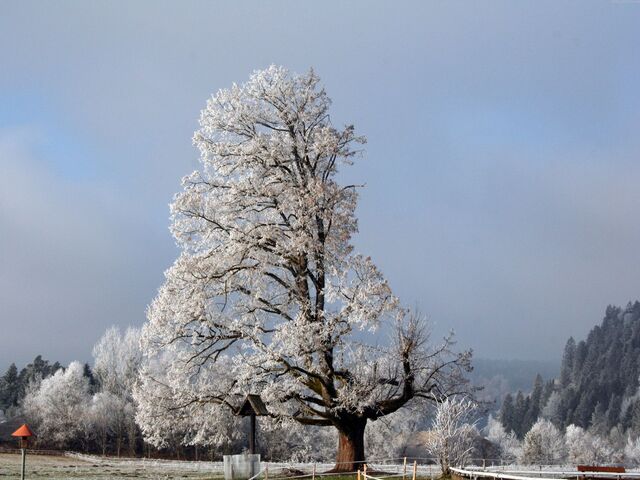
[
  {"left": 93, "top": 326, "right": 142, "bottom": 396},
  {"left": 486, "top": 415, "right": 521, "bottom": 462},
  {"left": 590, "top": 402, "right": 609, "bottom": 437},
  {"left": 560, "top": 338, "right": 576, "bottom": 388},
  {"left": 88, "top": 391, "right": 134, "bottom": 456},
  {"left": 520, "top": 419, "right": 566, "bottom": 465},
  {"left": 540, "top": 391, "right": 563, "bottom": 427},
  {"left": 607, "top": 426, "right": 626, "bottom": 464},
  {"left": 93, "top": 326, "right": 142, "bottom": 455},
  {"left": 424, "top": 397, "right": 477, "bottom": 475},
  {"left": 565, "top": 424, "right": 613, "bottom": 464},
  {"left": 625, "top": 435, "right": 640, "bottom": 466},
  {"left": 22, "top": 361, "right": 91, "bottom": 448},
  {"left": 136, "top": 65, "right": 470, "bottom": 471}
]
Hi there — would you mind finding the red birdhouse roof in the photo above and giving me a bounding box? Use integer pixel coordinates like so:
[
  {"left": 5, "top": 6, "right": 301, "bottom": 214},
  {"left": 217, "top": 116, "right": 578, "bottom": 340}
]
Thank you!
[{"left": 11, "top": 424, "right": 35, "bottom": 438}]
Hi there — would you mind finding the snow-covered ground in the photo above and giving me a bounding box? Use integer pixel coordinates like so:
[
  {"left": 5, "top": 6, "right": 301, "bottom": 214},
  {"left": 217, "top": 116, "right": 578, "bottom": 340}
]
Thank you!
[
  {"left": 0, "top": 452, "right": 225, "bottom": 479},
  {"left": 0, "top": 453, "right": 448, "bottom": 480}
]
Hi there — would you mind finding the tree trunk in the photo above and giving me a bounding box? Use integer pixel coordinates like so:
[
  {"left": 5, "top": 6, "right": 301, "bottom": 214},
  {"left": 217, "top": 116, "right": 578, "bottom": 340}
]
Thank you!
[
  {"left": 333, "top": 418, "right": 367, "bottom": 472},
  {"left": 128, "top": 421, "right": 137, "bottom": 457}
]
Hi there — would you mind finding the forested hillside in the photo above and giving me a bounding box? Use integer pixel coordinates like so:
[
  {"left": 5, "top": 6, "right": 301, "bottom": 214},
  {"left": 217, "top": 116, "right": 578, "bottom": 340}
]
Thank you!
[
  {"left": 501, "top": 301, "right": 640, "bottom": 437},
  {"left": 470, "top": 358, "right": 558, "bottom": 408}
]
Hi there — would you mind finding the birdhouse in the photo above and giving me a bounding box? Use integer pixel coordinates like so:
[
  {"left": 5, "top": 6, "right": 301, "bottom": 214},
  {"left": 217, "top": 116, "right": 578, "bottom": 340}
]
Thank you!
[
  {"left": 237, "top": 395, "right": 268, "bottom": 454},
  {"left": 11, "top": 424, "right": 35, "bottom": 449},
  {"left": 238, "top": 394, "right": 269, "bottom": 417}
]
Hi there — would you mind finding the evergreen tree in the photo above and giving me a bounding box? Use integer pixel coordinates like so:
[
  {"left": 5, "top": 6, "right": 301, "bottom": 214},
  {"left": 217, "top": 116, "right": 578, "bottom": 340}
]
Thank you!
[
  {"left": 631, "top": 400, "right": 640, "bottom": 436},
  {"left": 542, "top": 379, "right": 555, "bottom": 407},
  {"left": 590, "top": 402, "right": 608, "bottom": 436},
  {"left": 522, "top": 374, "right": 544, "bottom": 433},
  {"left": 514, "top": 391, "right": 529, "bottom": 438},
  {"left": 16, "top": 356, "right": 63, "bottom": 400},
  {"left": 83, "top": 363, "right": 98, "bottom": 394},
  {"left": 607, "top": 394, "right": 622, "bottom": 428},
  {"left": 560, "top": 338, "right": 576, "bottom": 387},
  {"left": 0, "top": 363, "right": 20, "bottom": 410},
  {"left": 500, "top": 393, "right": 516, "bottom": 434}
]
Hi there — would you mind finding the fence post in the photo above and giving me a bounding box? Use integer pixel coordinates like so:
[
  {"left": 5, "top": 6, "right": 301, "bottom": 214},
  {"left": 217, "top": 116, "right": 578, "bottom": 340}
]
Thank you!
[
  {"left": 358, "top": 469, "right": 361, "bottom": 480},
  {"left": 404, "top": 457, "right": 407, "bottom": 479},
  {"left": 364, "top": 463, "right": 368, "bottom": 478},
  {"left": 312, "top": 464, "right": 316, "bottom": 480},
  {"left": 20, "top": 448, "right": 26, "bottom": 480},
  {"left": 265, "top": 465, "right": 268, "bottom": 480},
  {"left": 412, "top": 460, "right": 417, "bottom": 480}
]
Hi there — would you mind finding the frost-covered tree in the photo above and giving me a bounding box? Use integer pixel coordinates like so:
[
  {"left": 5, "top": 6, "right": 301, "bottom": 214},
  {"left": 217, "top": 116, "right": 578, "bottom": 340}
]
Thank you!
[
  {"left": 93, "top": 326, "right": 142, "bottom": 455},
  {"left": 93, "top": 326, "right": 142, "bottom": 396},
  {"left": 625, "top": 435, "right": 640, "bottom": 466},
  {"left": 22, "top": 361, "right": 91, "bottom": 448},
  {"left": 520, "top": 419, "right": 566, "bottom": 465},
  {"left": 89, "top": 391, "right": 135, "bottom": 456},
  {"left": 486, "top": 415, "right": 521, "bottom": 463},
  {"left": 565, "top": 424, "right": 613, "bottom": 464},
  {"left": 424, "top": 397, "right": 478, "bottom": 475},
  {"left": 136, "top": 66, "right": 470, "bottom": 470},
  {"left": 540, "top": 391, "right": 563, "bottom": 427}
]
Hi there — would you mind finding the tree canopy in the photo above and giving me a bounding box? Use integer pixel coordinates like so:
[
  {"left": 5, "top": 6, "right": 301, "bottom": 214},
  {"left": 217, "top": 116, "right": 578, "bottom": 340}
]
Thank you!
[{"left": 135, "top": 66, "right": 470, "bottom": 470}]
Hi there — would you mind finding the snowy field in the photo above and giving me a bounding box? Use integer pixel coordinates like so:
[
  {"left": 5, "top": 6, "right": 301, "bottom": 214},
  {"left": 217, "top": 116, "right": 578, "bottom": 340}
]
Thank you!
[
  {"left": 0, "top": 453, "right": 443, "bottom": 480},
  {"left": 0, "top": 453, "right": 226, "bottom": 479}
]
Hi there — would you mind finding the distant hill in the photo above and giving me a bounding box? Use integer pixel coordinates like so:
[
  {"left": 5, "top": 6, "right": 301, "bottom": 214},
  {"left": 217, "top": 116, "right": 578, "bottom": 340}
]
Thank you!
[
  {"left": 500, "top": 300, "right": 640, "bottom": 438},
  {"left": 552, "top": 301, "right": 640, "bottom": 428},
  {"left": 470, "top": 357, "right": 560, "bottom": 406}
]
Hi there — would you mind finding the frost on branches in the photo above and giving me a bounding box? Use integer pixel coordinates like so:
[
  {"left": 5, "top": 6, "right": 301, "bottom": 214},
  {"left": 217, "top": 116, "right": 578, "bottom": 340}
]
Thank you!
[
  {"left": 424, "top": 397, "right": 478, "bottom": 475},
  {"left": 22, "top": 362, "right": 91, "bottom": 447},
  {"left": 136, "top": 66, "right": 471, "bottom": 470},
  {"left": 520, "top": 419, "right": 566, "bottom": 465}
]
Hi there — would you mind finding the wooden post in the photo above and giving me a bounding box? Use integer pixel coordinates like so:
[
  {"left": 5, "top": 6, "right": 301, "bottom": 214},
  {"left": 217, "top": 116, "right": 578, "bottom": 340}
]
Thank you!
[
  {"left": 265, "top": 465, "right": 268, "bottom": 480},
  {"left": 249, "top": 413, "right": 256, "bottom": 454},
  {"left": 412, "top": 460, "right": 417, "bottom": 480},
  {"left": 363, "top": 463, "right": 367, "bottom": 478},
  {"left": 20, "top": 448, "right": 26, "bottom": 480},
  {"left": 358, "top": 470, "right": 361, "bottom": 480},
  {"left": 403, "top": 457, "right": 407, "bottom": 478},
  {"left": 312, "top": 464, "right": 316, "bottom": 480}
]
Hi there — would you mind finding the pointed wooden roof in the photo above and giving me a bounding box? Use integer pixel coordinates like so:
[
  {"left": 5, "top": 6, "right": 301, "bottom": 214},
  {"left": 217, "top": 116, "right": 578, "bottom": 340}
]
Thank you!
[
  {"left": 238, "top": 394, "right": 269, "bottom": 416},
  {"left": 11, "top": 424, "right": 35, "bottom": 438}
]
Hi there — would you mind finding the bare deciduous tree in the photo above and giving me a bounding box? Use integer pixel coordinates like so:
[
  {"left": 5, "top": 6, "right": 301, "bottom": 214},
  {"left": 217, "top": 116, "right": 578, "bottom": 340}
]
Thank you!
[{"left": 425, "top": 397, "right": 478, "bottom": 475}]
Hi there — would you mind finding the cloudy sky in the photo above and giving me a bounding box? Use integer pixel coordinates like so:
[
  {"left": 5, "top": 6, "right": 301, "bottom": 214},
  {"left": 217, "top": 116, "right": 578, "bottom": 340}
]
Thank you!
[{"left": 1, "top": 1, "right": 639, "bottom": 369}]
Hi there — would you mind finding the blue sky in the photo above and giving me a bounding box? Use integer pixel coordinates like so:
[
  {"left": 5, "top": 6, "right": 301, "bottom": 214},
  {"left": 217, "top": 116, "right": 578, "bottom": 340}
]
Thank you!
[{"left": 1, "top": 1, "right": 639, "bottom": 368}]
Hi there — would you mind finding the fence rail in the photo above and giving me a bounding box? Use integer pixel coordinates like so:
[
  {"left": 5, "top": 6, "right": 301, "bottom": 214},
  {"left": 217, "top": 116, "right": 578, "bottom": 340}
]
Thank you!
[
  {"left": 0, "top": 447, "right": 69, "bottom": 457},
  {"left": 482, "top": 469, "right": 640, "bottom": 478},
  {"left": 451, "top": 467, "right": 640, "bottom": 480},
  {"left": 244, "top": 458, "right": 443, "bottom": 480}
]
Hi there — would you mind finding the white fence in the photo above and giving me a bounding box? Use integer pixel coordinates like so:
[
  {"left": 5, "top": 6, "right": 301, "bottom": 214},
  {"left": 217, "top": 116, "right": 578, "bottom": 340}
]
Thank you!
[
  {"left": 248, "top": 458, "right": 443, "bottom": 480},
  {"left": 451, "top": 467, "right": 640, "bottom": 480}
]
